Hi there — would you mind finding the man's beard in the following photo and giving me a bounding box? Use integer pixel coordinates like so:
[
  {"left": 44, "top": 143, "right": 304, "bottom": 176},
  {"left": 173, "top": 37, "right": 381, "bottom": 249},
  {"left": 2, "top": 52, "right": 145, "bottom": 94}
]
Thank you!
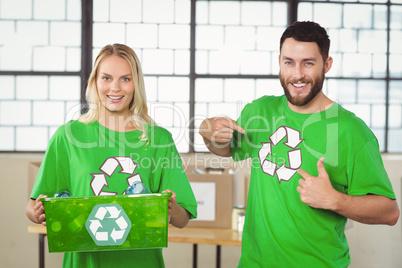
[{"left": 280, "top": 70, "right": 325, "bottom": 107}]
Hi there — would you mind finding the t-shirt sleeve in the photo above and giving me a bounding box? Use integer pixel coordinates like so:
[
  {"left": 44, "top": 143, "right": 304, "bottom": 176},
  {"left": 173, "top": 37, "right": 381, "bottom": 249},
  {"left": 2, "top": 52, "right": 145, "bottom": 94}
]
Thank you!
[
  {"left": 347, "top": 137, "right": 396, "bottom": 199},
  {"left": 30, "top": 126, "right": 71, "bottom": 199},
  {"left": 157, "top": 132, "right": 198, "bottom": 220}
]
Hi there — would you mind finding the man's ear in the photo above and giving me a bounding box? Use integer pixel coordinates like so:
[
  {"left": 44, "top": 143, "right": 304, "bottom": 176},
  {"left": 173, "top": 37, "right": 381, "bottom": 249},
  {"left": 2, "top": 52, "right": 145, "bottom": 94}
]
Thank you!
[{"left": 324, "top": 56, "right": 333, "bottom": 74}]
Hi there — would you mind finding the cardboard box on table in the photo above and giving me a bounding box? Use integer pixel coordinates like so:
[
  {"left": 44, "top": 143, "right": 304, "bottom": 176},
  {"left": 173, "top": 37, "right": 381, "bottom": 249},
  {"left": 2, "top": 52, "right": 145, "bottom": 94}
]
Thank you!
[{"left": 184, "top": 165, "right": 234, "bottom": 228}]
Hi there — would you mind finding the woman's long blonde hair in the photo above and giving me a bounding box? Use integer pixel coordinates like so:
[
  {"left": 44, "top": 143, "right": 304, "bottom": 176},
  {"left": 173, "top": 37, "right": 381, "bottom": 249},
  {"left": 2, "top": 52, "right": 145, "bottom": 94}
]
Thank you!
[{"left": 79, "top": 44, "right": 155, "bottom": 140}]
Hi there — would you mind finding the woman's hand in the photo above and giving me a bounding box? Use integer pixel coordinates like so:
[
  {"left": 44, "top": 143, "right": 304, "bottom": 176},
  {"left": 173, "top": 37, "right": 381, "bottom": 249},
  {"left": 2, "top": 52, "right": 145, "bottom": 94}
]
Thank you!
[
  {"left": 26, "top": 194, "right": 47, "bottom": 226},
  {"left": 162, "top": 189, "right": 177, "bottom": 223},
  {"left": 162, "top": 189, "right": 190, "bottom": 228}
]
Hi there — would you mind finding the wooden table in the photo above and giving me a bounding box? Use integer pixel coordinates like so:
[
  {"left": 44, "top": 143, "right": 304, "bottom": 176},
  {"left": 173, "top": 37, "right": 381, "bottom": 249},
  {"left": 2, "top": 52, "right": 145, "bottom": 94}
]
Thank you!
[{"left": 28, "top": 225, "right": 242, "bottom": 268}]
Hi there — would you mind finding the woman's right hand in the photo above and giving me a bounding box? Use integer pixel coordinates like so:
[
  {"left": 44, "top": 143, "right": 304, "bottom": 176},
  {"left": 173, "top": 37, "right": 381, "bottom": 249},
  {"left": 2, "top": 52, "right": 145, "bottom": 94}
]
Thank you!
[{"left": 27, "top": 194, "right": 48, "bottom": 226}]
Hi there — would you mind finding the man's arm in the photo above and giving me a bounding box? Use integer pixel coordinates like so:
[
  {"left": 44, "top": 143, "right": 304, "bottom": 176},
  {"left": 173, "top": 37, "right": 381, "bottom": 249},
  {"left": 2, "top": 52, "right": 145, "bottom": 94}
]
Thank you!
[
  {"left": 297, "top": 157, "right": 400, "bottom": 226},
  {"left": 199, "top": 117, "right": 245, "bottom": 157},
  {"left": 329, "top": 193, "right": 399, "bottom": 225}
]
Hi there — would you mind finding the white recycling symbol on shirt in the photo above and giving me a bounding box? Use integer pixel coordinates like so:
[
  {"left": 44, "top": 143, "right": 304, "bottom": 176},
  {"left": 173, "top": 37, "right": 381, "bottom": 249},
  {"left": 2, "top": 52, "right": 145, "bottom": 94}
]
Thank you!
[
  {"left": 85, "top": 203, "right": 132, "bottom": 246},
  {"left": 90, "top": 156, "right": 142, "bottom": 196},
  {"left": 258, "top": 126, "right": 303, "bottom": 183}
]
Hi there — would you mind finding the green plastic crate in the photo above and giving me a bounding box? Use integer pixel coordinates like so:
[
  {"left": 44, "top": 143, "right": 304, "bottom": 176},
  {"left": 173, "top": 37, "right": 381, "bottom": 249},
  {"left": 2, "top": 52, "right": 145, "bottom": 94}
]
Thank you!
[{"left": 42, "top": 193, "right": 171, "bottom": 253}]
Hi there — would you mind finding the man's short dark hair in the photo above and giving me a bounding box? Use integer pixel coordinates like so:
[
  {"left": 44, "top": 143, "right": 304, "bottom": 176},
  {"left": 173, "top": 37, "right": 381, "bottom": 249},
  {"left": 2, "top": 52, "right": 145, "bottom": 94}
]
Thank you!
[{"left": 280, "top": 21, "right": 330, "bottom": 61}]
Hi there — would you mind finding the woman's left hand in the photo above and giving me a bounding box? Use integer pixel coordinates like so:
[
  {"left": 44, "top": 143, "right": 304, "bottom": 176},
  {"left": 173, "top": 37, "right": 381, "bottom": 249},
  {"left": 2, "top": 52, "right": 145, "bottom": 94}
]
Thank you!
[{"left": 162, "top": 189, "right": 177, "bottom": 223}]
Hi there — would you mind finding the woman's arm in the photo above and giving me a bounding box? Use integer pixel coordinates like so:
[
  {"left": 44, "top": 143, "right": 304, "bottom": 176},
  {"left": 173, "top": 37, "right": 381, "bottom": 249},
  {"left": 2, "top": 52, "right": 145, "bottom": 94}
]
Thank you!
[{"left": 163, "top": 190, "right": 191, "bottom": 228}]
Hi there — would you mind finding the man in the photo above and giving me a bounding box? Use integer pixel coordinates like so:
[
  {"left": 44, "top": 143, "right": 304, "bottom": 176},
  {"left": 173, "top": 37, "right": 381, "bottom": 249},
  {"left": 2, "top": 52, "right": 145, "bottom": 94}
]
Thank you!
[{"left": 199, "top": 21, "right": 399, "bottom": 267}]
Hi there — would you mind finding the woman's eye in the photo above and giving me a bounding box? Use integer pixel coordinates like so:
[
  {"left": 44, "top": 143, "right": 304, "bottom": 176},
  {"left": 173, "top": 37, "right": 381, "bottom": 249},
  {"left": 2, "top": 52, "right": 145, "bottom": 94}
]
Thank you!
[
  {"left": 103, "top": 77, "right": 110, "bottom": 81},
  {"left": 122, "top": 78, "right": 130, "bottom": 82}
]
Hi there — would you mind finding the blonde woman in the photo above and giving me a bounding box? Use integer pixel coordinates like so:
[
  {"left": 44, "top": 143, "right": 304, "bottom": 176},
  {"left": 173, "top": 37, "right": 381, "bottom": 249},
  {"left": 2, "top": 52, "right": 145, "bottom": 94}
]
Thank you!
[{"left": 26, "top": 44, "right": 197, "bottom": 268}]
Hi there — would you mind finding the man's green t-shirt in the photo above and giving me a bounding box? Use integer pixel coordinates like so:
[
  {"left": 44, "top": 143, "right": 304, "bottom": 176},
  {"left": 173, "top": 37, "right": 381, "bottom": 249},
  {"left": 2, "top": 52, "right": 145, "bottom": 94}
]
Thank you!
[
  {"left": 231, "top": 95, "right": 396, "bottom": 268},
  {"left": 31, "top": 120, "right": 197, "bottom": 268}
]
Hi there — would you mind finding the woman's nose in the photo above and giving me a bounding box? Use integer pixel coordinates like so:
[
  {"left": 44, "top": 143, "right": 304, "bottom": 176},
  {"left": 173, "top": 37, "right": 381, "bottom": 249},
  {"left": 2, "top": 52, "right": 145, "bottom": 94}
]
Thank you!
[{"left": 110, "top": 80, "right": 120, "bottom": 92}]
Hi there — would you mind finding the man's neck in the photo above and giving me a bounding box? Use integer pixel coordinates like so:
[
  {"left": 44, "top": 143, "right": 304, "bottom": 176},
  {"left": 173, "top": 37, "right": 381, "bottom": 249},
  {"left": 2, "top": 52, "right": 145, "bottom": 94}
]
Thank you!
[{"left": 287, "top": 92, "right": 334, "bottom": 114}]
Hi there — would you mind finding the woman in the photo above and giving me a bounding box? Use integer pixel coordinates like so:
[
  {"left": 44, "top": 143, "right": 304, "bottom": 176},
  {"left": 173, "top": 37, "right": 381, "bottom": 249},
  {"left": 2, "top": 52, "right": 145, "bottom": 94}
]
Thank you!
[{"left": 26, "top": 44, "right": 197, "bottom": 267}]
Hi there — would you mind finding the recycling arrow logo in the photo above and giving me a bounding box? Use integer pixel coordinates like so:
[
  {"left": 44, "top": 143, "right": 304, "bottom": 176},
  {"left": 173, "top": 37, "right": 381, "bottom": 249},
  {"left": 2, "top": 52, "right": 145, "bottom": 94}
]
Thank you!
[
  {"left": 258, "top": 126, "right": 303, "bottom": 183},
  {"left": 90, "top": 156, "right": 142, "bottom": 196},
  {"left": 85, "top": 203, "right": 131, "bottom": 246}
]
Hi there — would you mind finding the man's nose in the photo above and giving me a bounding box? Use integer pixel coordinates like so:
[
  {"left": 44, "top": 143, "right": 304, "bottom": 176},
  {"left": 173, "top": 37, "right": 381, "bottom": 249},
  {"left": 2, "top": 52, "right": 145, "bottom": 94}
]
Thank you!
[{"left": 293, "top": 64, "right": 305, "bottom": 80}]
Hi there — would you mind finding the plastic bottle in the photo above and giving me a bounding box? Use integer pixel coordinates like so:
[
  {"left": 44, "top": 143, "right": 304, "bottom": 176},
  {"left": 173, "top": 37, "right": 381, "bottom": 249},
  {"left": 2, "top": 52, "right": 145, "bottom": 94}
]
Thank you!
[{"left": 126, "top": 181, "right": 151, "bottom": 194}]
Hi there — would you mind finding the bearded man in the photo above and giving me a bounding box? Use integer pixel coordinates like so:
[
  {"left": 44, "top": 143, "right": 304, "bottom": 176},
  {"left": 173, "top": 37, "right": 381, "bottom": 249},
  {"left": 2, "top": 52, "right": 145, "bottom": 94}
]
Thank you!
[{"left": 199, "top": 21, "right": 399, "bottom": 268}]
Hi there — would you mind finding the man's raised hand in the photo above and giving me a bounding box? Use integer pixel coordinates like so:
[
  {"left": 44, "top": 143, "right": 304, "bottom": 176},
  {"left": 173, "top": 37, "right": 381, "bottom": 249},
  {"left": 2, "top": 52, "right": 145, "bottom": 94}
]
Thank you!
[{"left": 199, "top": 117, "right": 245, "bottom": 144}]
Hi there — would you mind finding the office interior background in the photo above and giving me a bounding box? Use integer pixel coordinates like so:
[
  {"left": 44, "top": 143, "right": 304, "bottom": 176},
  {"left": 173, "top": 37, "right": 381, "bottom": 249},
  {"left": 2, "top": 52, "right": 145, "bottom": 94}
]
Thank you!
[{"left": 0, "top": 0, "right": 401, "bottom": 267}]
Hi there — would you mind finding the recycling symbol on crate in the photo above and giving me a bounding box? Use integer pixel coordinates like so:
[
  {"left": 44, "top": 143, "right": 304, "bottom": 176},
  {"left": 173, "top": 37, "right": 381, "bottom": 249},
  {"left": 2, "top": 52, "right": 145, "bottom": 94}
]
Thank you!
[
  {"left": 90, "top": 156, "right": 142, "bottom": 196},
  {"left": 85, "top": 203, "right": 131, "bottom": 246},
  {"left": 258, "top": 126, "right": 303, "bottom": 183}
]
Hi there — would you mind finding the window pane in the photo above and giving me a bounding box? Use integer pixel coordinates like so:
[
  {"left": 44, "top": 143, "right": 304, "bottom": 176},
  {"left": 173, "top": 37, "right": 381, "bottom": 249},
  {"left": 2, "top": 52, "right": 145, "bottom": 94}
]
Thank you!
[
  {"left": 143, "top": 0, "right": 175, "bottom": 23},
  {"left": 388, "top": 105, "right": 401, "bottom": 128},
  {"left": 0, "top": 0, "right": 81, "bottom": 72},
  {"left": 158, "top": 77, "right": 189, "bottom": 102},
  {"left": 388, "top": 83, "right": 402, "bottom": 152},
  {"left": 93, "top": 0, "right": 191, "bottom": 152},
  {"left": 195, "top": 1, "right": 287, "bottom": 76},
  {"left": 0, "top": 74, "right": 80, "bottom": 151},
  {"left": 344, "top": 4, "right": 372, "bottom": 29},
  {"left": 210, "top": 1, "right": 240, "bottom": 25},
  {"left": 195, "top": 79, "right": 224, "bottom": 102},
  {"left": 390, "top": 6, "right": 402, "bottom": 29},
  {"left": 371, "top": 105, "right": 386, "bottom": 128},
  {"left": 342, "top": 53, "right": 372, "bottom": 77},
  {"left": 224, "top": 79, "right": 256, "bottom": 103},
  {"left": 142, "top": 49, "right": 174, "bottom": 74},
  {"left": 159, "top": 25, "right": 190, "bottom": 49},
  {"left": 127, "top": 24, "right": 158, "bottom": 48},
  {"left": 358, "top": 30, "right": 387, "bottom": 53},
  {"left": 93, "top": 23, "right": 126, "bottom": 47},
  {"left": 196, "top": 26, "right": 224, "bottom": 49},
  {"left": 357, "top": 80, "right": 386, "bottom": 104},
  {"left": 374, "top": 5, "right": 388, "bottom": 29},
  {"left": 0, "top": 0, "right": 32, "bottom": 19},
  {"left": 298, "top": 3, "right": 313, "bottom": 21},
  {"left": 389, "top": 81, "right": 402, "bottom": 104},
  {"left": 16, "top": 76, "right": 48, "bottom": 100},
  {"left": 110, "top": 0, "right": 142, "bottom": 23},
  {"left": 0, "top": 127, "right": 15, "bottom": 151},
  {"left": 390, "top": 30, "right": 402, "bottom": 78},
  {"left": 313, "top": 3, "right": 343, "bottom": 28},
  {"left": 388, "top": 130, "right": 402, "bottom": 153},
  {"left": 326, "top": 79, "right": 357, "bottom": 103},
  {"left": 16, "top": 127, "right": 49, "bottom": 151},
  {"left": 241, "top": 2, "right": 272, "bottom": 25},
  {"left": 359, "top": 0, "right": 387, "bottom": 3}
]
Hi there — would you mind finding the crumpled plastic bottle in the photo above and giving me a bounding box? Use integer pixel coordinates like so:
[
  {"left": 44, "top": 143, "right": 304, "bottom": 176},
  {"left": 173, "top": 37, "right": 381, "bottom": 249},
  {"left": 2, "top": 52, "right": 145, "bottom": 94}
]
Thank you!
[
  {"left": 54, "top": 190, "right": 72, "bottom": 198},
  {"left": 126, "top": 181, "right": 151, "bottom": 194}
]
